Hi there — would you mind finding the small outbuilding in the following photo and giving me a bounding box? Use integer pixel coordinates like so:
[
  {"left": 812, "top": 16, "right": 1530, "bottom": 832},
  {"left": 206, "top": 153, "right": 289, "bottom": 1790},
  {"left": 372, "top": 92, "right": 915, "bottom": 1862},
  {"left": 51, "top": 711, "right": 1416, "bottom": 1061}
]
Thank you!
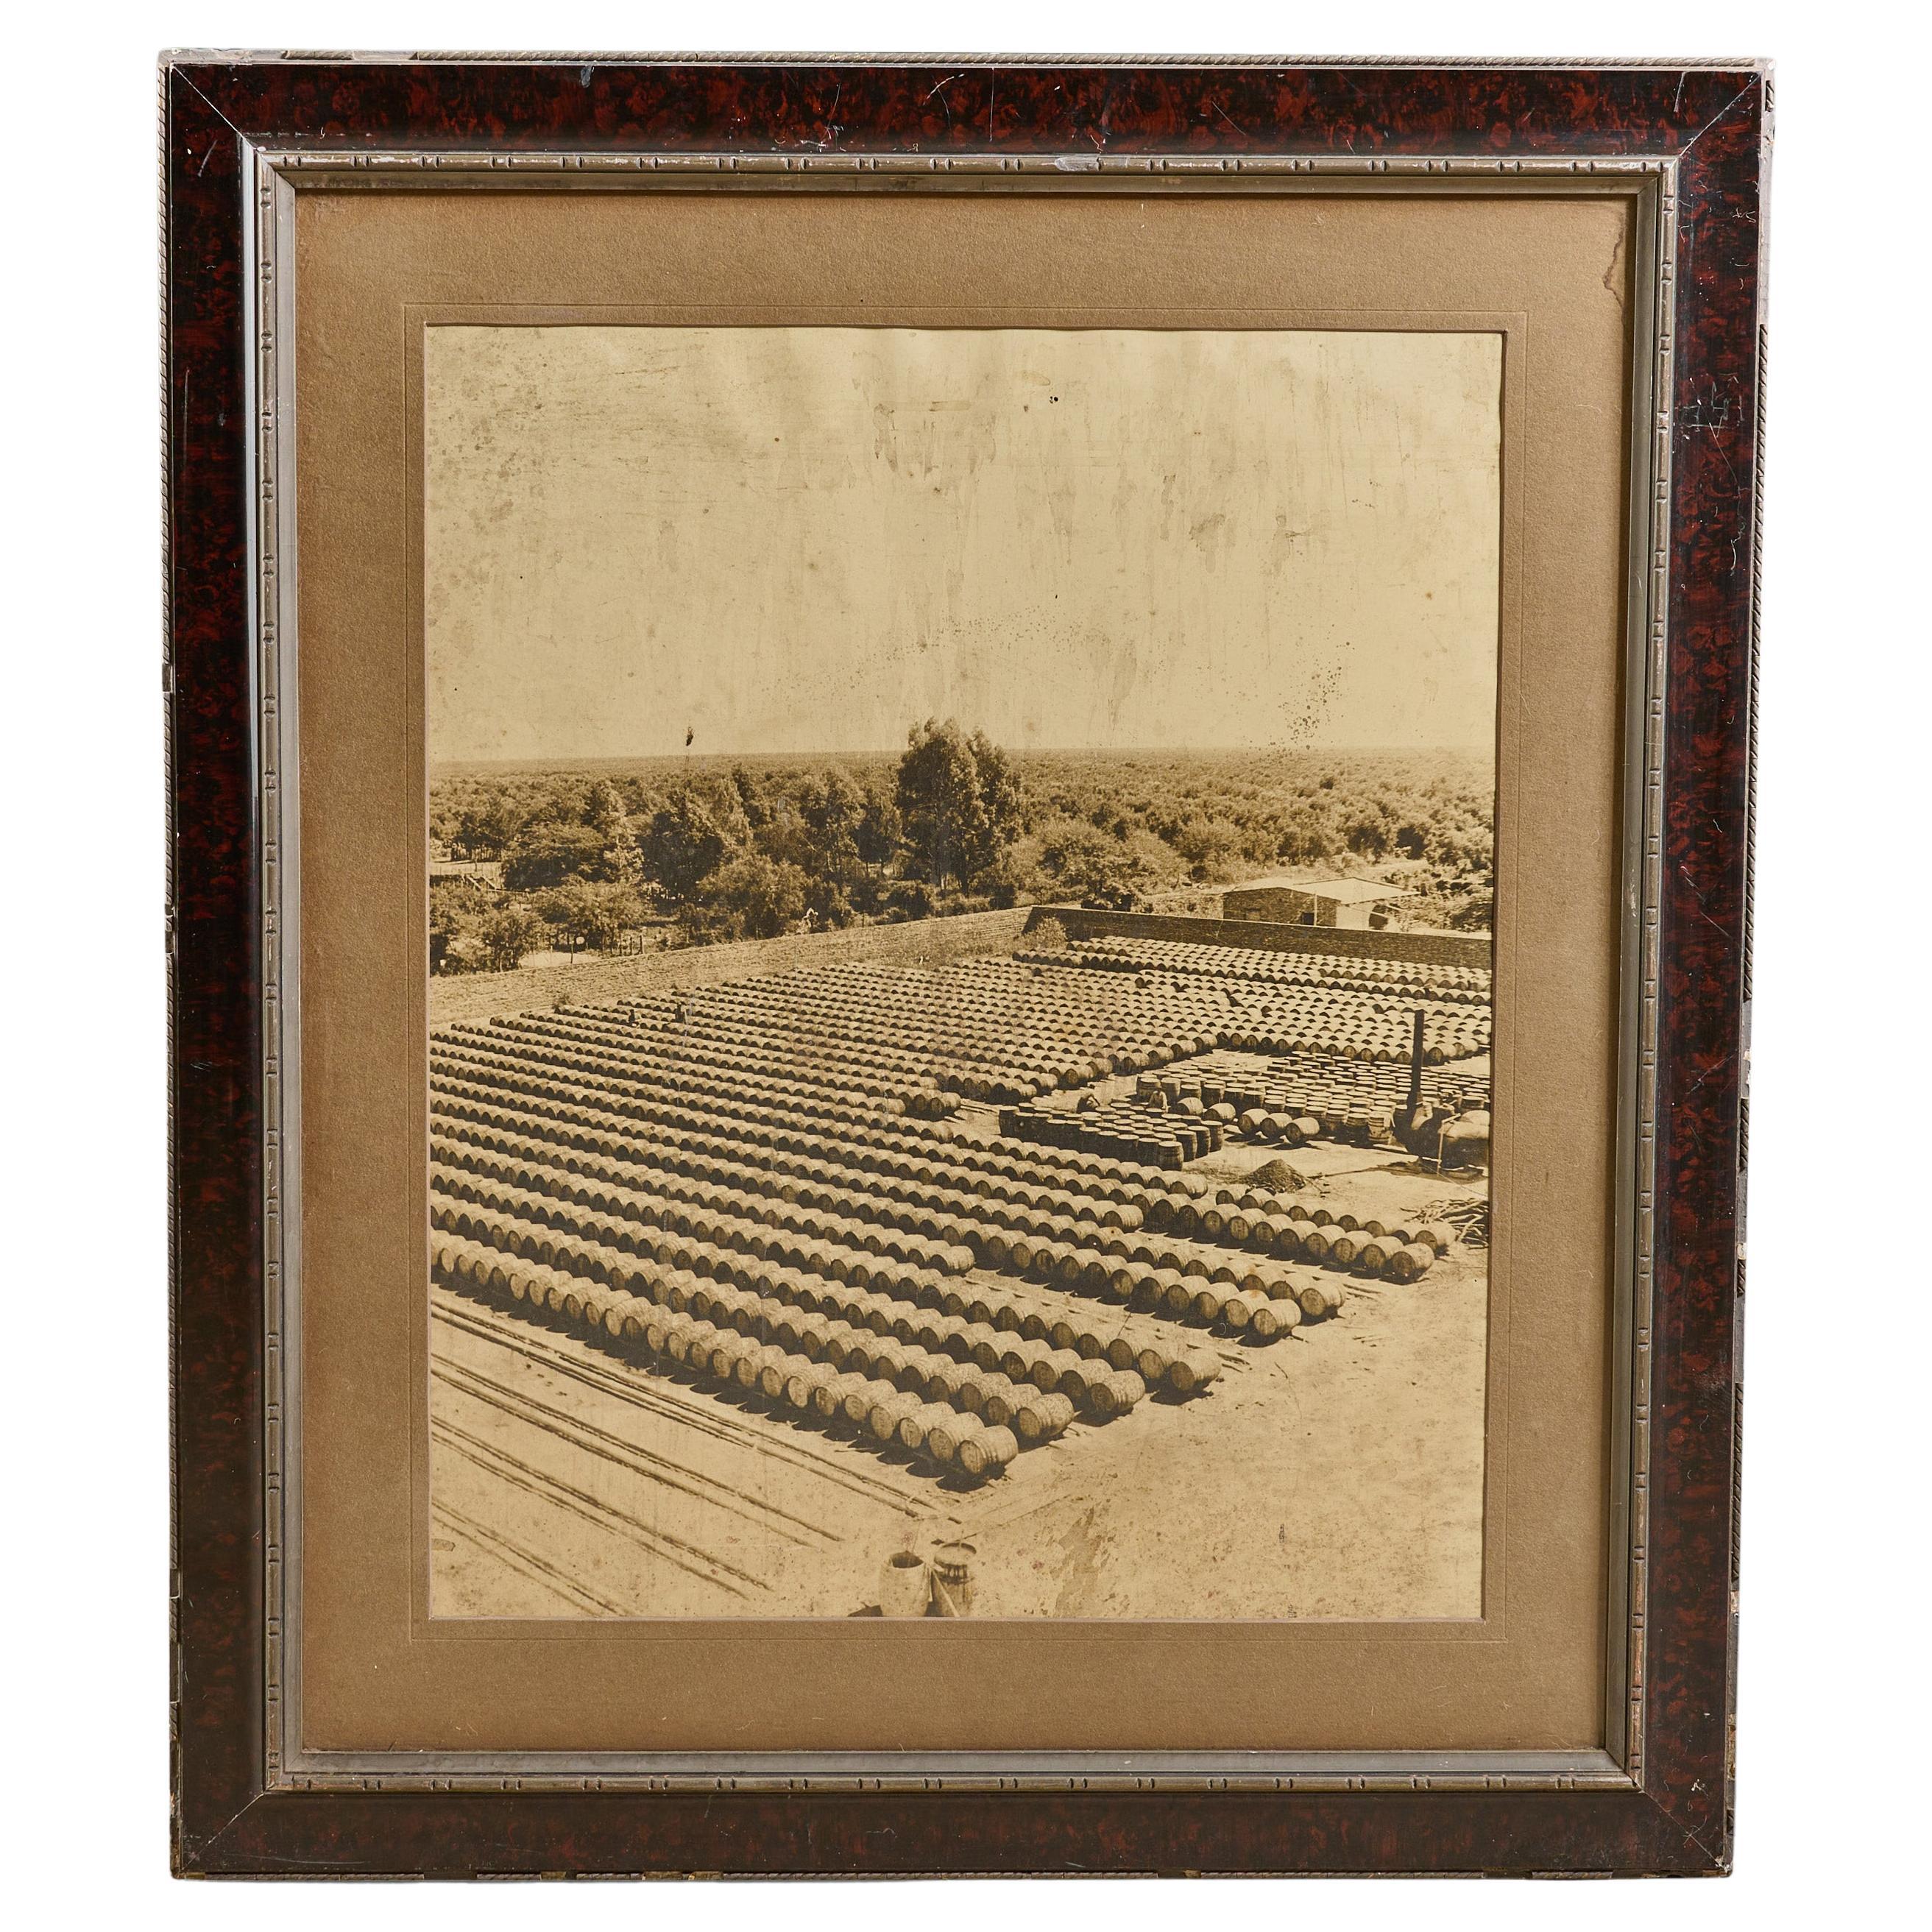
[{"left": 1221, "top": 876, "right": 1409, "bottom": 930}]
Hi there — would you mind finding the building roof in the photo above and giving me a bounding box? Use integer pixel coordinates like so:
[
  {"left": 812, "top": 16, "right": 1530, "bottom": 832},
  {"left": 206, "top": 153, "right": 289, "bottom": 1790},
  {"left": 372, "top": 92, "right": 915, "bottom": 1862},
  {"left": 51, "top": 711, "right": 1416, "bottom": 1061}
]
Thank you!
[{"left": 1223, "top": 876, "right": 1411, "bottom": 905}]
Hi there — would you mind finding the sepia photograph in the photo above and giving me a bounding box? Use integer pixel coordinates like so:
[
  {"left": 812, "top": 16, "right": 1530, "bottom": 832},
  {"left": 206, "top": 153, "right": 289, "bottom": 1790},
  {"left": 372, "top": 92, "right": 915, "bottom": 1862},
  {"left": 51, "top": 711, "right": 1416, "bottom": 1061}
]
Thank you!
[{"left": 422, "top": 322, "right": 1500, "bottom": 1621}]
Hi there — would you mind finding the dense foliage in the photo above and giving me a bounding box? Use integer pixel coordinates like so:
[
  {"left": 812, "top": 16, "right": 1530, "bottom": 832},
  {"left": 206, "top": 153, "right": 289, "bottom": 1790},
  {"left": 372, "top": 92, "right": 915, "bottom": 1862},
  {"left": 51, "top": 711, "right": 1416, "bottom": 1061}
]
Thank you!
[{"left": 427, "top": 731, "right": 1493, "bottom": 973}]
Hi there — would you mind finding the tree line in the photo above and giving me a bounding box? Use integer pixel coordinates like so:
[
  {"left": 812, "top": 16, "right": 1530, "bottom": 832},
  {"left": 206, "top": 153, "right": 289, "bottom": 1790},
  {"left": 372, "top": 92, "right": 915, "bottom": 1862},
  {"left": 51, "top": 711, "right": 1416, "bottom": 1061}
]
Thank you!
[
  {"left": 430, "top": 731, "right": 1495, "bottom": 976},
  {"left": 431, "top": 721, "right": 1024, "bottom": 974}
]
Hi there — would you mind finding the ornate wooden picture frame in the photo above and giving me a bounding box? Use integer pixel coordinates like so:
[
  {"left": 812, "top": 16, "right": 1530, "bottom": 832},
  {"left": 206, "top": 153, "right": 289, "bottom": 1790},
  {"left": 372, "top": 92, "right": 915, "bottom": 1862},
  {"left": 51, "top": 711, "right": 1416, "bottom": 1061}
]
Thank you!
[{"left": 166, "top": 53, "right": 1763, "bottom": 1877}]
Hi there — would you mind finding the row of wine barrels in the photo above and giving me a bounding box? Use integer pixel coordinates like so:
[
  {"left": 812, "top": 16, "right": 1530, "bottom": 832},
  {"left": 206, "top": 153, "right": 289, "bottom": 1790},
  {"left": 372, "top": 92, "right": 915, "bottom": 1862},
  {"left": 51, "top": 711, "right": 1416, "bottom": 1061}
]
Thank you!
[
  {"left": 619, "top": 977, "right": 1218, "bottom": 1104},
  {"left": 431, "top": 1240, "right": 1134, "bottom": 1479},
  {"left": 434, "top": 1039, "right": 884, "bottom": 1136},
  {"left": 435, "top": 1120, "right": 1382, "bottom": 1328},
  {"left": 434, "top": 1191, "right": 1217, "bottom": 1398},
  {"left": 1052, "top": 936, "right": 1489, "bottom": 999},
  {"left": 434, "top": 1042, "right": 1196, "bottom": 1217},
  {"left": 431, "top": 1162, "right": 972, "bottom": 1285},
  {"left": 471, "top": 962, "right": 1491, "bottom": 1197},
  {"left": 545, "top": 1002, "right": 954, "bottom": 1087},
  {"left": 492, "top": 1011, "right": 936, "bottom": 1108},
  {"left": 434, "top": 1236, "right": 1024, "bottom": 1479},
  {"left": 446, "top": 1026, "right": 913, "bottom": 1130},
  {"left": 618, "top": 972, "right": 1197, "bottom": 1091},
  {"left": 1186, "top": 1051, "right": 1490, "bottom": 1132},
  {"left": 447, "top": 1132, "right": 1009, "bottom": 1276},
  {"left": 438, "top": 1020, "right": 1437, "bottom": 1275},
  {"left": 435, "top": 1133, "right": 1250, "bottom": 1359},
  {"left": 708, "top": 946, "right": 1491, "bottom": 1064},
  {"left": 456, "top": 1018, "right": 921, "bottom": 1114},
  {"left": 428, "top": 1056, "right": 891, "bottom": 1167}
]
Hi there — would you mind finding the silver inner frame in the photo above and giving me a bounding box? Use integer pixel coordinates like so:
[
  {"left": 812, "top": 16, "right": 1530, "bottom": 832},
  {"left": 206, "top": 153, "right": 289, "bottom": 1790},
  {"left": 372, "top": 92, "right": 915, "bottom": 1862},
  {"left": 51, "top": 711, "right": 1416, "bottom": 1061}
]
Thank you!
[{"left": 247, "top": 146, "right": 1674, "bottom": 1791}]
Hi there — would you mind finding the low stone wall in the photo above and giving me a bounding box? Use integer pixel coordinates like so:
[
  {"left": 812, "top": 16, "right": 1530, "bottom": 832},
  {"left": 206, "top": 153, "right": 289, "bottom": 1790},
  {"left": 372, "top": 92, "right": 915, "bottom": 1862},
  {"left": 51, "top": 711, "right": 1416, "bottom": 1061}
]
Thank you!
[{"left": 1022, "top": 905, "right": 1493, "bottom": 972}]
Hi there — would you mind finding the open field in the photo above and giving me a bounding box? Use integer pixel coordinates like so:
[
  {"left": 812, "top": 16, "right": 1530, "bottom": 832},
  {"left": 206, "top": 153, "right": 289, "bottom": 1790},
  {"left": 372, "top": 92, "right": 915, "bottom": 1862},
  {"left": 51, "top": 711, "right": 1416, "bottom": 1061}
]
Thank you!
[{"left": 428, "top": 918, "right": 1491, "bottom": 1619}]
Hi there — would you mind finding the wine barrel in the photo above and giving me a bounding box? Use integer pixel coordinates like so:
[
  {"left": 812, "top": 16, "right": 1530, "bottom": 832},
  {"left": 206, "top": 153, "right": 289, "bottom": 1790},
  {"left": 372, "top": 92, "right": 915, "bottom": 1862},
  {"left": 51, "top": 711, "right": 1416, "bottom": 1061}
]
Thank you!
[
  {"left": 1088, "top": 1368, "right": 1148, "bottom": 1417},
  {"left": 785, "top": 1361, "right": 836, "bottom": 1411},
  {"left": 1167, "top": 1348, "right": 1222, "bottom": 1395},
  {"left": 923, "top": 1358, "right": 975, "bottom": 1405},
  {"left": 877, "top": 1549, "right": 932, "bottom": 1618},
  {"left": 1268, "top": 1220, "right": 1306, "bottom": 1260},
  {"left": 924, "top": 1411, "right": 979, "bottom": 1466},
  {"left": 1213, "top": 1287, "right": 1253, "bottom": 1331},
  {"left": 957, "top": 1426, "right": 1017, "bottom": 1481},
  {"left": 1387, "top": 1242, "right": 1437, "bottom": 1282},
  {"left": 867, "top": 1389, "right": 924, "bottom": 1442},
  {"left": 1133, "top": 1342, "right": 1175, "bottom": 1385},
  {"left": 1035, "top": 1348, "right": 1085, "bottom": 1395},
  {"left": 841, "top": 1376, "right": 896, "bottom": 1428},
  {"left": 1013, "top": 1391, "right": 1076, "bottom": 1443},
  {"left": 963, "top": 1324, "right": 1005, "bottom": 1372},
  {"left": 664, "top": 1317, "right": 707, "bottom": 1365},
  {"left": 1297, "top": 1278, "right": 1345, "bottom": 1320},
  {"left": 1051, "top": 1358, "right": 1099, "bottom": 1403},
  {"left": 976, "top": 1373, "right": 1021, "bottom": 1426},
  {"left": 706, "top": 1332, "right": 751, "bottom": 1380},
  {"left": 1328, "top": 1228, "right": 1369, "bottom": 1267},
  {"left": 989, "top": 1337, "right": 1028, "bottom": 1384},
  {"left": 897, "top": 1401, "right": 956, "bottom": 1454},
  {"left": 952, "top": 1367, "right": 991, "bottom": 1415},
  {"left": 1242, "top": 1293, "right": 1302, "bottom": 1341},
  {"left": 1358, "top": 1232, "right": 1398, "bottom": 1273}
]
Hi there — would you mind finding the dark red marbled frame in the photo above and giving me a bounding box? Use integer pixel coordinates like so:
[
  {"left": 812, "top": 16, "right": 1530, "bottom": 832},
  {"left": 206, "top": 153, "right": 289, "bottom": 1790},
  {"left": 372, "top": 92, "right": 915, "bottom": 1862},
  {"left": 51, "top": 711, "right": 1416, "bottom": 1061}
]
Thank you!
[{"left": 166, "top": 54, "right": 1763, "bottom": 1877}]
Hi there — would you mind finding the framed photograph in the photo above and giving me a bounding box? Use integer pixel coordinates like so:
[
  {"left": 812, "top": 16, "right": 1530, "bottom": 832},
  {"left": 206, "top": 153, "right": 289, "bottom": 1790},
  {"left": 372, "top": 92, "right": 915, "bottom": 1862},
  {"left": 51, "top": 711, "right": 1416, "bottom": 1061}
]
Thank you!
[{"left": 165, "top": 53, "right": 1765, "bottom": 1877}]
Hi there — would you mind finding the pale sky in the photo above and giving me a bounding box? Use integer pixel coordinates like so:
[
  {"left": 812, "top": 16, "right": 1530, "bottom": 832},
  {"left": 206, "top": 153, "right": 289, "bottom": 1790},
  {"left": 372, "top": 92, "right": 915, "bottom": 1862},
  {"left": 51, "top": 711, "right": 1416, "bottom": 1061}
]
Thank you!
[{"left": 425, "top": 325, "right": 1501, "bottom": 765}]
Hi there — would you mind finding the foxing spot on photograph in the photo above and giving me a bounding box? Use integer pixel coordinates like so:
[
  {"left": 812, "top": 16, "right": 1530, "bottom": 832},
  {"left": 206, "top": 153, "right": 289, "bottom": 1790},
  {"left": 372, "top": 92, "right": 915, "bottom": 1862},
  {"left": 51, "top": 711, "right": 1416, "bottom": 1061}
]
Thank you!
[{"left": 424, "top": 324, "right": 1499, "bottom": 1620}]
